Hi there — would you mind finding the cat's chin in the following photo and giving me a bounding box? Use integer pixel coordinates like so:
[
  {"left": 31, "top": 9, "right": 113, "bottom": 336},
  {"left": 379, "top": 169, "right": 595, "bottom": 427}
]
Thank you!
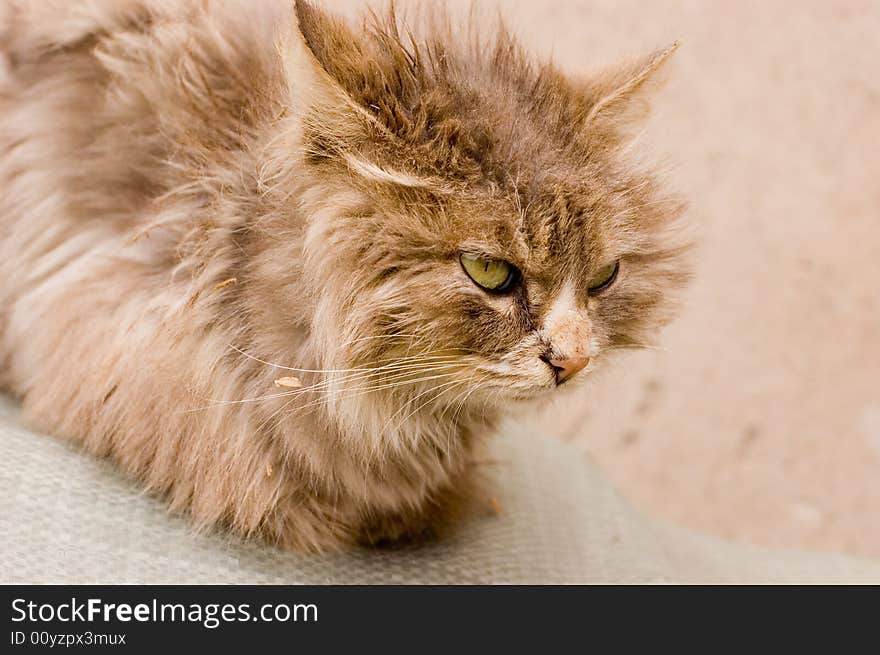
[
  {"left": 504, "top": 387, "right": 559, "bottom": 406},
  {"left": 504, "top": 374, "right": 594, "bottom": 406}
]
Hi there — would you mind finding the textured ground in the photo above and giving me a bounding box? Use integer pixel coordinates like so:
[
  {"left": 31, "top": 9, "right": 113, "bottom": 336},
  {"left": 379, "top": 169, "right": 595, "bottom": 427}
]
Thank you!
[{"left": 326, "top": 1, "right": 878, "bottom": 557}]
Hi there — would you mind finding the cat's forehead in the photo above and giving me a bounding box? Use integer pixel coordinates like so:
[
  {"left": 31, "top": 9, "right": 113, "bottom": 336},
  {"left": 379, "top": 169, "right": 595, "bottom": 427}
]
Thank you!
[
  {"left": 447, "top": 175, "right": 617, "bottom": 288},
  {"left": 431, "top": 104, "right": 623, "bottom": 275}
]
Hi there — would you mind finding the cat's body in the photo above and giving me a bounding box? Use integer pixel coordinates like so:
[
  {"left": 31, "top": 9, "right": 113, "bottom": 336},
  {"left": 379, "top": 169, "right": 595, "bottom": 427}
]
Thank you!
[{"left": 0, "top": 0, "right": 687, "bottom": 550}]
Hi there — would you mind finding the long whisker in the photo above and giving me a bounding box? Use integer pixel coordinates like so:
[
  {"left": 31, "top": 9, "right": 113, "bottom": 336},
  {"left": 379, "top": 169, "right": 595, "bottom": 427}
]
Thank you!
[
  {"left": 449, "top": 376, "right": 485, "bottom": 428},
  {"left": 337, "top": 333, "right": 425, "bottom": 348},
  {"left": 443, "top": 374, "right": 484, "bottom": 425},
  {"left": 270, "top": 369, "right": 465, "bottom": 453},
  {"left": 204, "top": 356, "right": 465, "bottom": 407},
  {"left": 203, "top": 343, "right": 493, "bottom": 439},
  {"left": 290, "top": 370, "right": 463, "bottom": 416},
  {"left": 252, "top": 360, "right": 456, "bottom": 436},
  {"left": 179, "top": 353, "right": 467, "bottom": 415},
  {"left": 392, "top": 379, "right": 470, "bottom": 441},
  {"left": 440, "top": 378, "right": 486, "bottom": 456},
  {"left": 228, "top": 343, "right": 465, "bottom": 374},
  {"left": 229, "top": 343, "right": 480, "bottom": 373},
  {"left": 610, "top": 343, "right": 667, "bottom": 353},
  {"left": 380, "top": 376, "right": 465, "bottom": 435},
  {"left": 291, "top": 362, "right": 463, "bottom": 409}
]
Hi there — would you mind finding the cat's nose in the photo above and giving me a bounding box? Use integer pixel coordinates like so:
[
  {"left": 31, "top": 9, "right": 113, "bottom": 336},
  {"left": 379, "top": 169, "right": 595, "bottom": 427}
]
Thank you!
[{"left": 544, "top": 355, "right": 590, "bottom": 385}]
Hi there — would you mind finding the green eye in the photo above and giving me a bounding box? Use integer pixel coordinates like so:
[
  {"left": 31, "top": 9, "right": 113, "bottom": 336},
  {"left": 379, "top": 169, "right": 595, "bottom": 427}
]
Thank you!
[
  {"left": 588, "top": 260, "right": 620, "bottom": 293},
  {"left": 460, "top": 253, "right": 518, "bottom": 293}
]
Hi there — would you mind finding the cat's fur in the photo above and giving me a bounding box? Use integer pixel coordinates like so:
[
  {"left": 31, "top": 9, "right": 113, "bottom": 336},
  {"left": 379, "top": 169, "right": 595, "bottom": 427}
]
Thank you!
[{"left": 0, "top": 0, "right": 688, "bottom": 551}]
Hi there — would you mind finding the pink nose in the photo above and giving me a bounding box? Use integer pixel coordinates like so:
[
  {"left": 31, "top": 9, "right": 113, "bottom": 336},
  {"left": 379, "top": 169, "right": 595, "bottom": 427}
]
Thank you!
[{"left": 548, "top": 356, "right": 589, "bottom": 384}]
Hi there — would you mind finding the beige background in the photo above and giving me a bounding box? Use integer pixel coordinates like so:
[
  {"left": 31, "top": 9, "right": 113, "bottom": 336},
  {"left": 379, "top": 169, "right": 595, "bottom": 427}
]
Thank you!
[{"left": 326, "top": 0, "right": 880, "bottom": 558}]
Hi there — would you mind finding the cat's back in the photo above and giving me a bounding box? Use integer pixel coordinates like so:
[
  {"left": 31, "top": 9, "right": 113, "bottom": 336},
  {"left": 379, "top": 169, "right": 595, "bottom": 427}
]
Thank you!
[
  {"left": 0, "top": 0, "right": 290, "bottom": 391},
  {"left": 0, "top": 0, "right": 284, "bottom": 338},
  {"left": 0, "top": 0, "right": 287, "bottom": 254}
]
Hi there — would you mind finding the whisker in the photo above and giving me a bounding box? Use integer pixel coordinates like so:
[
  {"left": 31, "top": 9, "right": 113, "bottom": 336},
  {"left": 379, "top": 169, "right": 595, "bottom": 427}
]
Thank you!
[
  {"left": 181, "top": 354, "right": 467, "bottom": 415},
  {"left": 229, "top": 343, "right": 475, "bottom": 374},
  {"left": 337, "top": 333, "right": 425, "bottom": 348},
  {"left": 449, "top": 378, "right": 484, "bottom": 426},
  {"left": 291, "top": 370, "right": 463, "bottom": 416},
  {"left": 204, "top": 356, "right": 465, "bottom": 407},
  {"left": 228, "top": 343, "right": 421, "bottom": 374},
  {"left": 380, "top": 376, "right": 465, "bottom": 434},
  {"left": 610, "top": 343, "right": 667, "bottom": 353},
  {"left": 287, "top": 362, "right": 463, "bottom": 410},
  {"left": 390, "top": 379, "right": 469, "bottom": 438}
]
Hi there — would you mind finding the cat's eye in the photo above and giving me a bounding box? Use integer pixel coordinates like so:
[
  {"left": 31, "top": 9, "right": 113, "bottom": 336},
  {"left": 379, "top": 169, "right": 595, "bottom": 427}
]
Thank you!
[
  {"left": 460, "top": 253, "right": 518, "bottom": 293},
  {"left": 588, "top": 260, "right": 620, "bottom": 293}
]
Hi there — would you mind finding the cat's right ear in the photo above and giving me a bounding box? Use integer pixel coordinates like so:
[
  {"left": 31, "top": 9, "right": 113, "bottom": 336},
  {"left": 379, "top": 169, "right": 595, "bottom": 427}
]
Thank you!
[
  {"left": 283, "top": 1, "right": 361, "bottom": 117},
  {"left": 291, "top": 0, "right": 351, "bottom": 79},
  {"left": 284, "top": 1, "right": 396, "bottom": 147}
]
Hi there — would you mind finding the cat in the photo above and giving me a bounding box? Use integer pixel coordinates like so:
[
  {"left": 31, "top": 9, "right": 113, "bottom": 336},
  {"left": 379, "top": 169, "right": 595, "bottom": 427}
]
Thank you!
[{"left": 0, "top": 0, "right": 689, "bottom": 551}]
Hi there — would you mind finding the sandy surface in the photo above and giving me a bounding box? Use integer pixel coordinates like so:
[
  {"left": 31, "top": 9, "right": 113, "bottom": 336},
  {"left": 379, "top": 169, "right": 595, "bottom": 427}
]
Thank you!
[{"left": 331, "top": 0, "right": 880, "bottom": 557}]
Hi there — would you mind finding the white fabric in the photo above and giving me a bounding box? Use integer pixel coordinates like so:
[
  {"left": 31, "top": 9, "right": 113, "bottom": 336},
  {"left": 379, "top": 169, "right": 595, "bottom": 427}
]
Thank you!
[{"left": 2, "top": 396, "right": 879, "bottom": 584}]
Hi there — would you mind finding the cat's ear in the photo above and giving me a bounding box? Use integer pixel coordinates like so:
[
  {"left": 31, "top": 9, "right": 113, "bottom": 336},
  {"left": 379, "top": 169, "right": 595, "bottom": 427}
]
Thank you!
[
  {"left": 286, "top": 1, "right": 406, "bottom": 145},
  {"left": 283, "top": 1, "right": 372, "bottom": 122},
  {"left": 292, "top": 0, "right": 359, "bottom": 82},
  {"left": 286, "top": 2, "right": 435, "bottom": 186},
  {"left": 580, "top": 43, "right": 678, "bottom": 138}
]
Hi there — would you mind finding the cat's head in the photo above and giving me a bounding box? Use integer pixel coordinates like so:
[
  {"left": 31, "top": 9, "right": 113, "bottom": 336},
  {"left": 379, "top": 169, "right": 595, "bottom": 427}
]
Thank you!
[{"left": 271, "top": 1, "right": 689, "bottom": 416}]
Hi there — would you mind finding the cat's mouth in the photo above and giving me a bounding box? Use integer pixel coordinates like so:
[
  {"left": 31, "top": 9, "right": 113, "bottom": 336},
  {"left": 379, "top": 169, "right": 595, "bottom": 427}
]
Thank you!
[
  {"left": 509, "top": 380, "right": 579, "bottom": 403},
  {"left": 470, "top": 353, "right": 597, "bottom": 405}
]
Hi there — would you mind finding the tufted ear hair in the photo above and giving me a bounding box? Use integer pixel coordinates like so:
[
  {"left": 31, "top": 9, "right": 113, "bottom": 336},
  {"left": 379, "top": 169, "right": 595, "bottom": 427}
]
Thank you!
[
  {"left": 292, "top": 0, "right": 362, "bottom": 82},
  {"left": 288, "top": 1, "right": 438, "bottom": 138},
  {"left": 282, "top": 2, "right": 442, "bottom": 188},
  {"left": 580, "top": 42, "right": 678, "bottom": 139},
  {"left": 282, "top": 1, "right": 357, "bottom": 112},
  {"left": 281, "top": 2, "right": 392, "bottom": 164}
]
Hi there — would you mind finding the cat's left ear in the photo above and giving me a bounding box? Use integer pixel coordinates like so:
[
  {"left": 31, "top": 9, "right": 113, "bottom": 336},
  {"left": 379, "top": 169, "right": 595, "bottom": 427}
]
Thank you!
[{"left": 580, "top": 43, "right": 679, "bottom": 139}]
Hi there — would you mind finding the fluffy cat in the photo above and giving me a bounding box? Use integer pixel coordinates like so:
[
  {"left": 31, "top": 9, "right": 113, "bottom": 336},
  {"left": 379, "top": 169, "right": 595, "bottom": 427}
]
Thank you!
[{"left": 0, "top": 0, "right": 689, "bottom": 551}]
